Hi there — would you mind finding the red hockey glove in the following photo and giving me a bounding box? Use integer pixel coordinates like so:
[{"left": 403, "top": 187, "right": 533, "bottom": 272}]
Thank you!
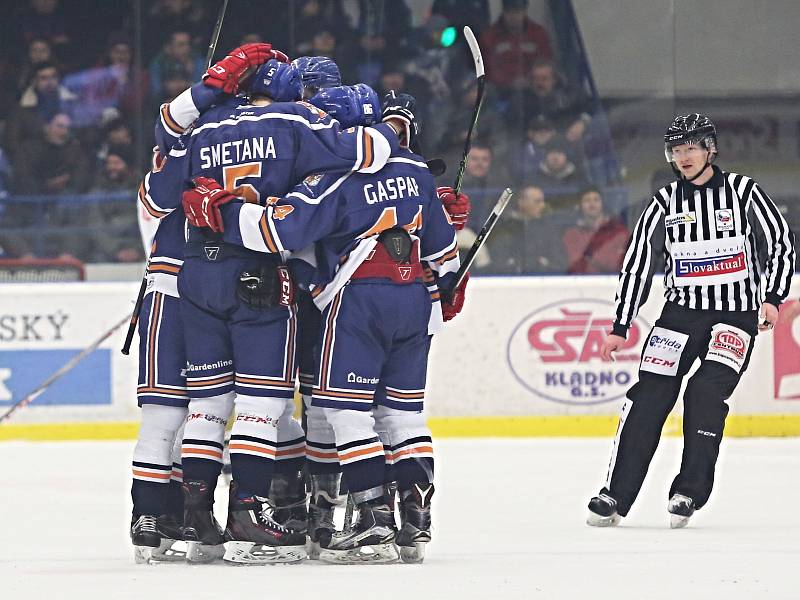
[
  {"left": 437, "top": 186, "right": 471, "bottom": 231},
  {"left": 182, "top": 176, "right": 237, "bottom": 232},
  {"left": 203, "top": 43, "right": 289, "bottom": 94},
  {"left": 441, "top": 273, "right": 469, "bottom": 322}
]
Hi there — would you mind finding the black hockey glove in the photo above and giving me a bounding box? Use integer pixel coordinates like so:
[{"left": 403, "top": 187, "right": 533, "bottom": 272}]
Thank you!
[
  {"left": 237, "top": 264, "right": 295, "bottom": 310},
  {"left": 382, "top": 91, "right": 418, "bottom": 148}
]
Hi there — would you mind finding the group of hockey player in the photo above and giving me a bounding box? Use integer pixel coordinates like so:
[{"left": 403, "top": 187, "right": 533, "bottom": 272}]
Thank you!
[{"left": 129, "top": 41, "right": 470, "bottom": 565}]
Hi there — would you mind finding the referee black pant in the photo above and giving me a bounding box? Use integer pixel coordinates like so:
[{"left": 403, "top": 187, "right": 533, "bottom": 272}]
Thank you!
[{"left": 602, "top": 301, "right": 758, "bottom": 516}]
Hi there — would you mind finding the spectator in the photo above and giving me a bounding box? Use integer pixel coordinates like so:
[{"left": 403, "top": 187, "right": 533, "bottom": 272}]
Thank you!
[
  {"left": 149, "top": 31, "right": 204, "bottom": 101},
  {"left": 15, "top": 112, "right": 89, "bottom": 194},
  {"left": 293, "top": 0, "right": 352, "bottom": 55},
  {"left": 14, "top": 0, "right": 71, "bottom": 65},
  {"left": 529, "top": 137, "right": 588, "bottom": 211},
  {"left": 487, "top": 185, "right": 566, "bottom": 274},
  {"left": 405, "top": 14, "right": 456, "bottom": 151},
  {"left": 91, "top": 145, "right": 138, "bottom": 192},
  {"left": 563, "top": 187, "right": 630, "bottom": 274},
  {"left": 514, "top": 113, "right": 558, "bottom": 184},
  {"left": 439, "top": 73, "right": 506, "bottom": 158},
  {"left": 5, "top": 62, "right": 77, "bottom": 160},
  {"left": 63, "top": 34, "right": 147, "bottom": 130},
  {"left": 517, "top": 59, "right": 593, "bottom": 143},
  {"left": 96, "top": 117, "right": 134, "bottom": 170},
  {"left": 480, "top": 0, "right": 552, "bottom": 96},
  {"left": 459, "top": 141, "right": 508, "bottom": 229},
  {"left": 143, "top": 0, "right": 214, "bottom": 62},
  {"left": 17, "top": 38, "right": 53, "bottom": 93},
  {"left": 431, "top": 0, "right": 490, "bottom": 38},
  {"left": 88, "top": 145, "right": 142, "bottom": 262},
  {"left": 151, "top": 62, "right": 192, "bottom": 116},
  {"left": 354, "top": 0, "right": 412, "bottom": 87}
]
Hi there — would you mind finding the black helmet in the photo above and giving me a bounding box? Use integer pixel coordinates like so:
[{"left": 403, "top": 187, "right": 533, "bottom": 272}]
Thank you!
[{"left": 664, "top": 113, "right": 717, "bottom": 163}]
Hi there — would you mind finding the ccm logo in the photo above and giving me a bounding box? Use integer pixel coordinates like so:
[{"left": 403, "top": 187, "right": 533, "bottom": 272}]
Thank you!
[{"left": 643, "top": 356, "right": 675, "bottom": 367}]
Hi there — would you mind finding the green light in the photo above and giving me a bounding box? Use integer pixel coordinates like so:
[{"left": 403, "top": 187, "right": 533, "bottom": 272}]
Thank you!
[{"left": 441, "top": 27, "right": 457, "bottom": 47}]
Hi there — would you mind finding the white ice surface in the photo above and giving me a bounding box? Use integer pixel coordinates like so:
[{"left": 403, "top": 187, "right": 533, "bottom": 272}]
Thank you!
[{"left": 1, "top": 438, "right": 799, "bottom": 600}]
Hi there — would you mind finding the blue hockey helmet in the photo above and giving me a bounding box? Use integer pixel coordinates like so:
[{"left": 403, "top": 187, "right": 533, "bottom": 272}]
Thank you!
[
  {"left": 250, "top": 59, "right": 302, "bottom": 102},
  {"left": 292, "top": 55, "right": 341, "bottom": 98},
  {"left": 309, "top": 83, "right": 380, "bottom": 128}
]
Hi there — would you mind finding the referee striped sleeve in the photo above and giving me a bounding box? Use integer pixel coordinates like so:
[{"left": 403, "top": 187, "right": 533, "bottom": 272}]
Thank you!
[
  {"left": 613, "top": 195, "right": 665, "bottom": 334},
  {"left": 748, "top": 182, "right": 796, "bottom": 303}
]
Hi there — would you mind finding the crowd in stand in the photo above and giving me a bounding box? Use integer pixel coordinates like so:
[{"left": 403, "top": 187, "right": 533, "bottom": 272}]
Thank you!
[{"left": 0, "top": 0, "right": 628, "bottom": 274}]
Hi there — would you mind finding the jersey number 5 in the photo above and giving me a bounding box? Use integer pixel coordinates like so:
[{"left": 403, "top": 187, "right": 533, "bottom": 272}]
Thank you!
[{"left": 223, "top": 162, "right": 262, "bottom": 204}]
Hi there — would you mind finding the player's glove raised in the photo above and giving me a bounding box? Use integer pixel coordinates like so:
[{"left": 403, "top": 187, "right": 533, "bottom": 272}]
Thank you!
[
  {"left": 441, "top": 273, "right": 469, "bottom": 322},
  {"left": 437, "top": 186, "right": 471, "bottom": 231},
  {"left": 182, "top": 176, "right": 237, "bottom": 232},
  {"left": 203, "top": 43, "right": 290, "bottom": 94},
  {"left": 381, "top": 91, "right": 418, "bottom": 148}
]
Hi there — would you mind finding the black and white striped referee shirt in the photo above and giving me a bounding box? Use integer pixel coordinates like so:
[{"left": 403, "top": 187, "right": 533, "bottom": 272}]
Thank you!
[{"left": 612, "top": 165, "right": 796, "bottom": 336}]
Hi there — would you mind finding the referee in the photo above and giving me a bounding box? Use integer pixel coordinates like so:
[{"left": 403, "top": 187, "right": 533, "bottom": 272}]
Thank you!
[{"left": 587, "top": 113, "right": 796, "bottom": 528}]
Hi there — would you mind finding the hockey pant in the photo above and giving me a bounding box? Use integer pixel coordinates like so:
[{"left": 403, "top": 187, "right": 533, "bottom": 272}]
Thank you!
[
  {"left": 604, "top": 301, "right": 757, "bottom": 515},
  {"left": 178, "top": 255, "right": 298, "bottom": 498},
  {"left": 310, "top": 283, "right": 434, "bottom": 503},
  {"left": 132, "top": 291, "right": 188, "bottom": 518}
]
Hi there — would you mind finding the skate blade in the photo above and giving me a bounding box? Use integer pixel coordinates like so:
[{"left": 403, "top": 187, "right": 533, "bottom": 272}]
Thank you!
[
  {"left": 223, "top": 541, "right": 307, "bottom": 565},
  {"left": 307, "top": 540, "right": 321, "bottom": 560},
  {"left": 319, "top": 543, "right": 399, "bottom": 564},
  {"left": 669, "top": 514, "right": 691, "bottom": 529},
  {"left": 186, "top": 541, "right": 225, "bottom": 563},
  {"left": 399, "top": 542, "right": 427, "bottom": 564},
  {"left": 134, "top": 538, "right": 187, "bottom": 564},
  {"left": 586, "top": 512, "right": 621, "bottom": 527}
]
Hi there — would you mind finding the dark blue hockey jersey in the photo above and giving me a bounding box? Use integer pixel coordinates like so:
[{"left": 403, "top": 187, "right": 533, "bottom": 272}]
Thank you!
[
  {"left": 139, "top": 97, "right": 399, "bottom": 296},
  {"left": 218, "top": 148, "right": 460, "bottom": 333}
]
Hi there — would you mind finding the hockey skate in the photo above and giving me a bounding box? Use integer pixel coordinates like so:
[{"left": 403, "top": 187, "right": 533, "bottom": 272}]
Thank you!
[
  {"left": 586, "top": 492, "right": 622, "bottom": 527},
  {"left": 307, "top": 473, "right": 346, "bottom": 560},
  {"left": 396, "top": 483, "right": 434, "bottom": 564},
  {"left": 668, "top": 494, "right": 695, "bottom": 529},
  {"left": 182, "top": 480, "right": 225, "bottom": 563},
  {"left": 131, "top": 514, "right": 187, "bottom": 564},
  {"left": 223, "top": 484, "right": 307, "bottom": 565},
  {"left": 318, "top": 498, "right": 399, "bottom": 564},
  {"left": 270, "top": 471, "right": 309, "bottom": 534}
]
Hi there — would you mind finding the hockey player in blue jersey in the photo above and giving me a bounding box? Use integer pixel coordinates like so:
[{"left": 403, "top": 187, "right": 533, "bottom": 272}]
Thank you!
[
  {"left": 129, "top": 42, "right": 286, "bottom": 563},
  {"left": 182, "top": 93, "right": 469, "bottom": 564},
  {"left": 141, "top": 60, "right": 409, "bottom": 564}
]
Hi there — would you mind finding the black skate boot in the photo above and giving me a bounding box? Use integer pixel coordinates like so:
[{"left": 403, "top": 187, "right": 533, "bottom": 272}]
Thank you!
[
  {"left": 182, "top": 479, "right": 225, "bottom": 563},
  {"left": 223, "top": 482, "right": 307, "bottom": 564},
  {"left": 587, "top": 492, "right": 621, "bottom": 527},
  {"left": 148, "top": 514, "right": 186, "bottom": 562},
  {"left": 307, "top": 473, "right": 346, "bottom": 559},
  {"left": 270, "top": 471, "right": 309, "bottom": 534},
  {"left": 668, "top": 493, "right": 695, "bottom": 529},
  {"left": 396, "top": 483, "right": 434, "bottom": 563},
  {"left": 131, "top": 515, "right": 160, "bottom": 564},
  {"left": 319, "top": 497, "right": 399, "bottom": 564}
]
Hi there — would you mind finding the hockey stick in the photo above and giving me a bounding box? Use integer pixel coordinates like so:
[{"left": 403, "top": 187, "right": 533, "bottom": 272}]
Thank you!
[
  {"left": 1, "top": 314, "right": 130, "bottom": 423},
  {"left": 445, "top": 188, "right": 513, "bottom": 295},
  {"left": 452, "top": 26, "right": 485, "bottom": 196},
  {"left": 122, "top": 0, "right": 230, "bottom": 355}
]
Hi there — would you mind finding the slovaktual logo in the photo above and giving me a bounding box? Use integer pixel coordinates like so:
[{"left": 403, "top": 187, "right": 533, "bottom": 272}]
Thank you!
[{"left": 506, "top": 299, "right": 649, "bottom": 405}]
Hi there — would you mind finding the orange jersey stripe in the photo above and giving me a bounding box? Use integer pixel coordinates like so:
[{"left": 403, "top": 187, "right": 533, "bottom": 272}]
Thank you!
[
  {"left": 160, "top": 104, "right": 183, "bottom": 134},
  {"left": 186, "top": 374, "right": 234, "bottom": 387},
  {"left": 361, "top": 130, "right": 374, "bottom": 170},
  {"left": 306, "top": 448, "right": 339, "bottom": 460},
  {"left": 182, "top": 447, "right": 223, "bottom": 459},
  {"left": 391, "top": 445, "right": 434, "bottom": 461},
  {"left": 138, "top": 183, "right": 168, "bottom": 218},
  {"left": 132, "top": 469, "right": 171, "bottom": 480},
  {"left": 339, "top": 444, "right": 384, "bottom": 462},
  {"left": 259, "top": 213, "right": 279, "bottom": 253},
  {"left": 228, "top": 443, "right": 277, "bottom": 457},
  {"left": 148, "top": 264, "right": 180, "bottom": 274},
  {"left": 235, "top": 376, "right": 294, "bottom": 387}
]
